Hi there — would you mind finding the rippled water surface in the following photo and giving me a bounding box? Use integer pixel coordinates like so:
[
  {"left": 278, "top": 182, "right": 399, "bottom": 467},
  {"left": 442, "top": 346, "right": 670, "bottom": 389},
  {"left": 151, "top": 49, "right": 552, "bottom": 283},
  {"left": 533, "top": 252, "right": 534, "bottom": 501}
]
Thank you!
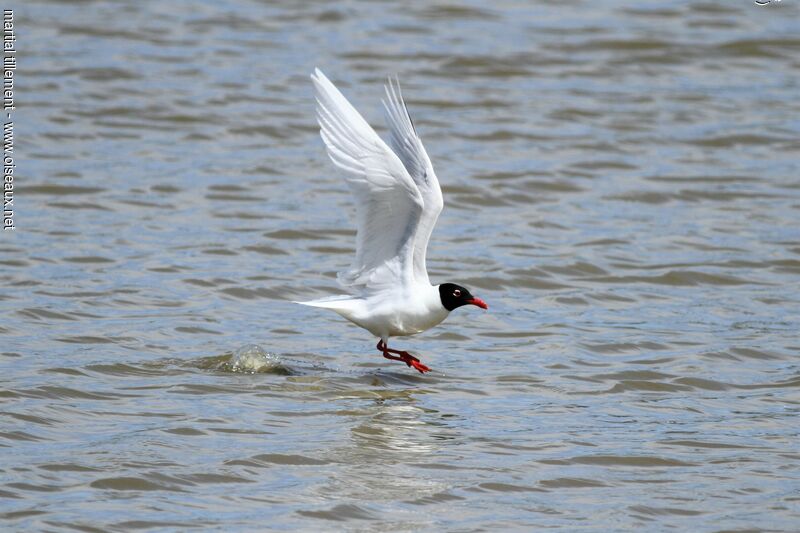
[{"left": 4, "top": 0, "right": 800, "bottom": 530}]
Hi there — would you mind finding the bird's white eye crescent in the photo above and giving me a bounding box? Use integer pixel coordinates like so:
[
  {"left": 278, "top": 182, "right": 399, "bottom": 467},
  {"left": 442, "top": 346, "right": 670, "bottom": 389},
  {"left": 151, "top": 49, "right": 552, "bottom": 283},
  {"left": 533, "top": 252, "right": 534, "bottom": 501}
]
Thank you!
[{"left": 453, "top": 289, "right": 461, "bottom": 297}]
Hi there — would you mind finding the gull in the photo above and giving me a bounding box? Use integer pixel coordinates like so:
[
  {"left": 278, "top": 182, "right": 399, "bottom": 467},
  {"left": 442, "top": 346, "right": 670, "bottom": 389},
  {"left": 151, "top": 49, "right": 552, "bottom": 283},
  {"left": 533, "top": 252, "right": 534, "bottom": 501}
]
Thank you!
[{"left": 296, "top": 69, "right": 488, "bottom": 374}]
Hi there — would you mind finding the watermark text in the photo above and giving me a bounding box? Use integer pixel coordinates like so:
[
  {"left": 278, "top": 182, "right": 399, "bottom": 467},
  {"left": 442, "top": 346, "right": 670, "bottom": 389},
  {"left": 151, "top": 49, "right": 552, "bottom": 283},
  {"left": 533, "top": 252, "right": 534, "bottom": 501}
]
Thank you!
[{"left": 3, "top": 8, "right": 14, "bottom": 231}]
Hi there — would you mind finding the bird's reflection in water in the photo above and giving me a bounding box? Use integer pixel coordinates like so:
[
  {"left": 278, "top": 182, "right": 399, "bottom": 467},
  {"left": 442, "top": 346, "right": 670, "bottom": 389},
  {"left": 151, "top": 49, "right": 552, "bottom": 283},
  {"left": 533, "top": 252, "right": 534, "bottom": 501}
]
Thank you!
[
  {"left": 320, "top": 395, "right": 461, "bottom": 503},
  {"left": 352, "top": 401, "right": 436, "bottom": 454}
]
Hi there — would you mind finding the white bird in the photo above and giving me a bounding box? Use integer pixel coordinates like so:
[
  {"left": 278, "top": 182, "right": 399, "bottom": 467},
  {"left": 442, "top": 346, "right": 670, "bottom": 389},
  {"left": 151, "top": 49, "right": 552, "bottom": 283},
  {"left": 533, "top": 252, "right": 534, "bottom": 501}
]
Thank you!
[{"left": 296, "top": 69, "right": 488, "bottom": 374}]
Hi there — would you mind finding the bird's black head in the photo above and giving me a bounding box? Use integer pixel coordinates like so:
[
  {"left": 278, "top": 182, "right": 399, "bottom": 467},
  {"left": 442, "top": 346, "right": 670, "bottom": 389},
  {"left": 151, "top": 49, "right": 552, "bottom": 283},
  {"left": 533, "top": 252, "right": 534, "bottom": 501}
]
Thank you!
[{"left": 438, "top": 283, "right": 489, "bottom": 312}]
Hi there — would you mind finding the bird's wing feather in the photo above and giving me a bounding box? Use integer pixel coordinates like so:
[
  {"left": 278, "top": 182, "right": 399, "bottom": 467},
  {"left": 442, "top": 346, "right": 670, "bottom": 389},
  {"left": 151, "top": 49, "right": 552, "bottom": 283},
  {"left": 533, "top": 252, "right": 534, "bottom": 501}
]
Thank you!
[
  {"left": 311, "top": 68, "right": 424, "bottom": 292},
  {"left": 382, "top": 77, "right": 443, "bottom": 286}
]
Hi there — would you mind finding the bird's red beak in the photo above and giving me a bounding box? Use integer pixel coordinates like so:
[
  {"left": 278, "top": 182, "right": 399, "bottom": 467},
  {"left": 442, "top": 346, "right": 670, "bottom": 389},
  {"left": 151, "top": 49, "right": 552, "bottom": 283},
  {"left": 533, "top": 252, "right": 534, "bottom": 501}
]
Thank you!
[{"left": 467, "top": 297, "right": 488, "bottom": 310}]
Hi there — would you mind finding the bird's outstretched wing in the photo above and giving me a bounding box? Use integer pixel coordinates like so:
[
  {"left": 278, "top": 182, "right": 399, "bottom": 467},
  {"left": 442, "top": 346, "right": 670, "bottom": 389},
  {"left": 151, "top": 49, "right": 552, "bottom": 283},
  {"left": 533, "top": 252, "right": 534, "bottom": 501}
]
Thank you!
[
  {"left": 382, "top": 76, "right": 443, "bottom": 286},
  {"left": 311, "top": 68, "right": 424, "bottom": 292}
]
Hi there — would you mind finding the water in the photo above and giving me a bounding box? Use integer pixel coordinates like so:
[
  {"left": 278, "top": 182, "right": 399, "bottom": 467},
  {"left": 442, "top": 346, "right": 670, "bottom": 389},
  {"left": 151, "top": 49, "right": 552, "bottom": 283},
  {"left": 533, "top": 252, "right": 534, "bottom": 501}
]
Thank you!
[{"left": 3, "top": 0, "right": 800, "bottom": 530}]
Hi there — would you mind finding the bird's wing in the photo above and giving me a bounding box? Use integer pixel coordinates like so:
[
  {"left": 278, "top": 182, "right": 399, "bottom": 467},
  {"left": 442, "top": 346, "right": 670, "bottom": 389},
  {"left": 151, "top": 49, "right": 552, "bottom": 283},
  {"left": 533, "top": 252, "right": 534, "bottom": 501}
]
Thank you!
[
  {"left": 382, "top": 76, "right": 443, "bottom": 286},
  {"left": 311, "top": 68, "right": 424, "bottom": 292}
]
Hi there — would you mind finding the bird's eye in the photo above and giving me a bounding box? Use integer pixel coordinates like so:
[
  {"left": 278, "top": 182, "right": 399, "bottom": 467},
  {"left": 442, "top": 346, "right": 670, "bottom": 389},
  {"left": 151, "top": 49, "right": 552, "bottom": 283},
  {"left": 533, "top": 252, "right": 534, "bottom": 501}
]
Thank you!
[{"left": 453, "top": 289, "right": 461, "bottom": 297}]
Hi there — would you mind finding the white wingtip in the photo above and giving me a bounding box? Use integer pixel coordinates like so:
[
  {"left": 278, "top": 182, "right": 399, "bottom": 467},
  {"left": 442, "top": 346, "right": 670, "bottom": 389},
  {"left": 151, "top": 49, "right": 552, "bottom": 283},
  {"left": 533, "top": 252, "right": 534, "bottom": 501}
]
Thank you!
[{"left": 311, "top": 67, "right": 327, "bottom": 81}]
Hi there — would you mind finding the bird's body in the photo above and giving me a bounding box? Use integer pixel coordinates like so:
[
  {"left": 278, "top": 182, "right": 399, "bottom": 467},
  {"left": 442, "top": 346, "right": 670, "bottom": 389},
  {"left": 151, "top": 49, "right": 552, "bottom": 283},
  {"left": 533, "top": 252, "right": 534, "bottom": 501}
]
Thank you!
[
  {"left": 299, "top": 286, "right": 448, "bottom": 340},
  {"left": 297, "top": 69, "right": 487, "bottom": 373}
]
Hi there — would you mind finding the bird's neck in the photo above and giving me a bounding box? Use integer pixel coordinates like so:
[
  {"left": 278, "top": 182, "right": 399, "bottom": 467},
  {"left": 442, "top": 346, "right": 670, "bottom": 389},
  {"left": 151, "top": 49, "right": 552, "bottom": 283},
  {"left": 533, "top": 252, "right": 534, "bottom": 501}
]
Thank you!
[{"left": 429, "top": 283, "right": 449, "bottom": 312}]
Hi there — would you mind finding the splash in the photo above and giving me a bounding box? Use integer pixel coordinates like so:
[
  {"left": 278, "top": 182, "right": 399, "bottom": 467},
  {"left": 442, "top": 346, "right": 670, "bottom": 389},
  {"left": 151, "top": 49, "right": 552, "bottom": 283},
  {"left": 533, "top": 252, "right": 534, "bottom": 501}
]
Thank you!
[{"left": 225, "top": 344, "right": 287, "bottom": 374}]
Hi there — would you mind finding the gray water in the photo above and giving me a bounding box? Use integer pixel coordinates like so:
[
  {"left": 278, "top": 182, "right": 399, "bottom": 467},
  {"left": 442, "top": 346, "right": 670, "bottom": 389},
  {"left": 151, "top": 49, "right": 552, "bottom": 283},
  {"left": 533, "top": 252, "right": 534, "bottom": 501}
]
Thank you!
[{"left": 3, "top": 0, "right": 800, "bottom": 531}]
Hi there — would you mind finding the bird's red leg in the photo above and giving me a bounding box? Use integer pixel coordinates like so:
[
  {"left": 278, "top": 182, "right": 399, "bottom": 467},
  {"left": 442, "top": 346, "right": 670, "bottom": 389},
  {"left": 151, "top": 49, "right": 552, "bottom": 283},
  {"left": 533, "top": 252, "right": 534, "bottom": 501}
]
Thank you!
[
  {"left": 376, "top": 340, "right": 404, "bottom": 362},
  {"left": 376, "top": 340, "right": 430, "bottom": 374}
]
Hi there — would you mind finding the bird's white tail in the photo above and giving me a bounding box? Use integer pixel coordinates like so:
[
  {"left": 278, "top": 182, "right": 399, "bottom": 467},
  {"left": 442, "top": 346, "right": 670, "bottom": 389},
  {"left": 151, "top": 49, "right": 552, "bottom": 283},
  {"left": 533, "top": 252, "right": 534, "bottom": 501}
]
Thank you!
[{"left": 294, "top": 295, "right": 360, "bottom": 311}]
